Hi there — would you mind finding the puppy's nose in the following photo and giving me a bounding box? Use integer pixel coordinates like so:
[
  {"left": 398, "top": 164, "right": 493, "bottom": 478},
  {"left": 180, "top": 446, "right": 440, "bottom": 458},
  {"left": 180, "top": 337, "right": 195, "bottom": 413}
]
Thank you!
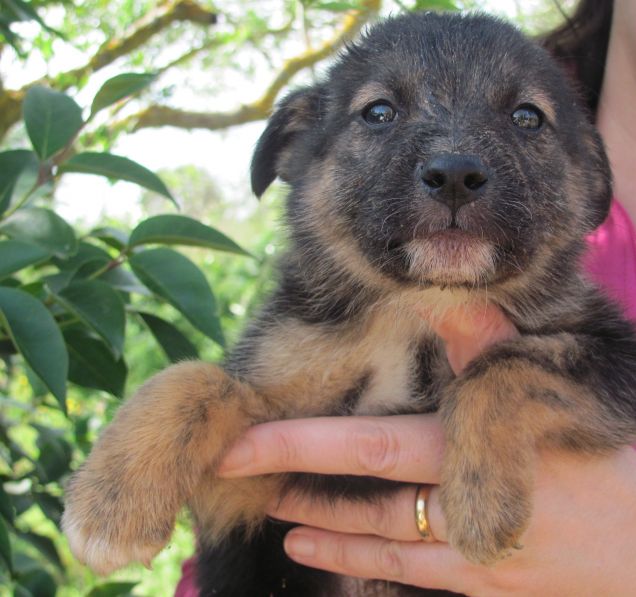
[{"left": 420, "top": 154, "right": 488, "bottom": 213}]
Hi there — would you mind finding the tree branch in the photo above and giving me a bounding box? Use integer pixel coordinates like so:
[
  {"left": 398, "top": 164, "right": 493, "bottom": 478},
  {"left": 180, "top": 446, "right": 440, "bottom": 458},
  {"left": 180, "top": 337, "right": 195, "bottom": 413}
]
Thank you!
[
  {"left": 54, "top": 0, "right": 218, "bottom": 88},
  {"left": 129, "top": 103, "right": 266, "bottom": 131},
  {"left": 0, "top": 0, "right": 217, "bottom": 140},
  {"left": 128, "top": 0, "right": 381, "bottom": 133},
  {"left": 0, "top": 90, "right": 23, "bottom": 138},
  {"left": 155, "top": 13, "right": 294, "bottom": 78}
]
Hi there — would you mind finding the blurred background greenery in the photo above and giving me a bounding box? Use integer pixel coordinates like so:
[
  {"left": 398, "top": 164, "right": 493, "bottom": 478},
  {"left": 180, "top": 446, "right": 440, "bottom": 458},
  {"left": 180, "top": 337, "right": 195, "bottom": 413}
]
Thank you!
[{"left": 0, "top": 0, "right": 576, "bottom": 595}]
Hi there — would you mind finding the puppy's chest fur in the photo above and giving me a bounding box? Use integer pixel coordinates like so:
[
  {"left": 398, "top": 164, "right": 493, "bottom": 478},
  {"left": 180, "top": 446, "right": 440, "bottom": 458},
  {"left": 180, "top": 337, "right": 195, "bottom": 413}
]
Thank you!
[{"left": 234, "top": 289, "right": 464, "bottom": 419}]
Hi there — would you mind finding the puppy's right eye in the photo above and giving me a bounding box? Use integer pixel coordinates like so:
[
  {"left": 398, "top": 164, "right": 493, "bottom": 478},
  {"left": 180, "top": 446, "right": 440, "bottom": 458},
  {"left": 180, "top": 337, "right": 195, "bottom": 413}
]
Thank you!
[{"left": 362, "top": 102, "right": 397, "bottom": 126}]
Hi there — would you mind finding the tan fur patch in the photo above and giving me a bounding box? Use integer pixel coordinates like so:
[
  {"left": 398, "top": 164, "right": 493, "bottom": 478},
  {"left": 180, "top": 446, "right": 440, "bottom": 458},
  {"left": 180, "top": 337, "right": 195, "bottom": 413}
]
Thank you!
[
  {"left": 349, "top": 82, "right": 394, "bottom": 113},
  {"left": 300, "top": 157, "right": 400, "bottom": 293},
  {"left": 520, "top": 88, "right": 557, "bottom": 124},
  {"left": 191, "top": 475, "right": 285, "bottom": 543}
]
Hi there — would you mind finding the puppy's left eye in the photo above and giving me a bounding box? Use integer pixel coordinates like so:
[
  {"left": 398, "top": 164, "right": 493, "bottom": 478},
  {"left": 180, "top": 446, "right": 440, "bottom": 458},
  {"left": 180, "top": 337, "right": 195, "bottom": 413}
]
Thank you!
[
  {"left": 363, "top": 102, "right": 397, "bottom": 126},
  {"left": 511, "top": 105, "right": 543, "bottom": 130}
]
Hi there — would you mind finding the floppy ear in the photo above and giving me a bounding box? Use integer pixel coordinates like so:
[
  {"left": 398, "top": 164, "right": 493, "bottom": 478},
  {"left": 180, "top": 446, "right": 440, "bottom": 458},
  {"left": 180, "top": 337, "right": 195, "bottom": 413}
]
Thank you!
[{"left": 251, "top": 87, "right": 324, "bottom": 198}]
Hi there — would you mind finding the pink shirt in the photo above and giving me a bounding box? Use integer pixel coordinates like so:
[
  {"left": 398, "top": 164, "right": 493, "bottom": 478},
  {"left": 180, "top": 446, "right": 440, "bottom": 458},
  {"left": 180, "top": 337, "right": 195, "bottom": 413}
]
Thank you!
[
  {"left": 174, "top": 199, "right": 636, "bottom": 596},
  {"left": 175, "top": 555, "right": 198, "bottom": 597},
  {"left": 584, "top": 199, "right": 636, "bottom": 321}
]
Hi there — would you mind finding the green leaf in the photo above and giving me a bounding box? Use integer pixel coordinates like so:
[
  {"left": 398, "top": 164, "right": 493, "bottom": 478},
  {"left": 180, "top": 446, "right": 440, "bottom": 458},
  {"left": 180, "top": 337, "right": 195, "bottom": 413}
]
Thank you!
[
  {"left": 89, "top": 226, "right": 129, "bottom": 250},
  {"left": 65, "top": 331, "right": 127, "bottom": 397},
  {"left": 0, "top": 241, "right": 51, "bottom": 279},
  {"left": 98, "top": 267, "right": 150, "bottom": 295},
  {"left": 0, "top": 278, "right": 20, "bottom": 290},
  {"left": 0, "top": 207, "right": 77, "bottom": 258},
  {"left": 413, "top": 0, "right": 458, "bottom": 10},
  {"left": 59, "top": 153, "right": 175, "bottom": 204},
  {"left": 73, "top": 415, "right": 92, "bottom": 454},
  {"left": 72, "top": 259, "right": 111, "bottom": 280},
  {"left": 42, "top": 271, "right": 73, "bottom": 295},
  {"left": 139, "top": 312, "right": 199, "bottom": 362},
  {"left": 90, "top": 73, "right": 157, "bottom": 117},
  {"left": 12, "top": 550, "right": 40, "bottom": 575},
  {"left": 8, "top": 492, "right": 32, "bottom": 518},
  {"left": 129, "top": 215, "right": 250, "bottom": 256},
  {"left": 87, "top": 581, "right": 138, "bottom": 597},
  {"left": 11, "top": 156, "right": 45, "bottom": 204},
  {"left": 33, "top": 492, "right": 63, "bottom": 527},
  {"left": 0, "top": 288, "right": 67, "bottom": 410},
  {"left": 16, "top": 530, "right": 63, "bottom": 572},
  {"left": 57, "top": 280, "right": 126, "bottom": 358},
  {"left": 314, "top": 1, "right": 362, "bottom": 11},
  {"left": 14, "top": 567, "right": 57, "bottom": 597},
  {"left": 34, "top": 426, "right": 72, "bottom": 485},
  {"left": 2, "top": 0, "right": 62, "bottom": 37},
  {"left": 0, "top": 484, "right": 14, "bottom": 524},
  {"left": 53, "top": 241, "right": 111, "bottom": 273},
  {"left": 4, "top": 0, "right": 44, "bottom": 21},
  {"left": 0, "top": 516, "right": 11, "bottom": 573},
  {"left": 35, "top": 445, "right": 71, "bottom": 485},
  {"left": 129, "top": 248, "right": 224, "bottom": 346},
  {"left": 25, "top": 363, "right": 48, "bottom": 397},
  {"left": 0, "top": 150, "right": 38, "bottom": 215},
  {"left": 22, "top": 86, "right": 83, "bottom": 160},
  {"left": 14, "top": 586, "right": 32, "bottom": 597},
  {"left": 0, "top": 22, "right": 23, "bottom": 55},
  {"left": 18, "top": 281, "right": 46, "bottom": 300}
]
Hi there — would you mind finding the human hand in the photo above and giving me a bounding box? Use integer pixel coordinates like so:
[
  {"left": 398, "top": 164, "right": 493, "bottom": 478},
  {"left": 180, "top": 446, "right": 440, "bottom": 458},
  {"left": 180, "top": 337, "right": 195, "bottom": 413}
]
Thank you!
[
  {"left": 217, "top": 305, "right": 636, "bottom": 596},
  {"left": 417, "top": 302, "right": 519, "bottom": 374}
]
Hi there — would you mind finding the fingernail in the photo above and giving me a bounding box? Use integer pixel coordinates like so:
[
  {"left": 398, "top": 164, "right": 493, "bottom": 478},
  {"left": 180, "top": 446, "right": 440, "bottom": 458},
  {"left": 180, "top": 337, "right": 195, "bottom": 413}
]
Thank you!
[
  {"left": 285, "top": 531, "right": 316, "bottom": 559},
  {"left": 217, "top": 439, "right": 255, "bottom": 476}
]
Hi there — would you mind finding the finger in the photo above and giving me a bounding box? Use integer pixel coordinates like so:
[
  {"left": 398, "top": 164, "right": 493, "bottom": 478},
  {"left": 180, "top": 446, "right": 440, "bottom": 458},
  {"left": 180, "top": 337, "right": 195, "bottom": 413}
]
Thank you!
[
  {"left": 267, "top": 485, "right": 448, "bottom": 543},
  {"left": 283, "top": 527, "right": 473, "bottom": 594},
  {"left": 416, "top": 302, "right": 519, "bottom": 373},
  {"left": 417, "top": 301, "right": 504, "bottom": 337},
  {"left": 218, "top": 414, "right": 444, "bottom": 482}
]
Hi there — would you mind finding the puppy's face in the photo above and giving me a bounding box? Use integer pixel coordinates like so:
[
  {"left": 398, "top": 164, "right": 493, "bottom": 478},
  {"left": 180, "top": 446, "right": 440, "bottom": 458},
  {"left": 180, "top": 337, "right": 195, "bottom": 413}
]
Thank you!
[{"left": 252, "top": 13, "right": 611, "bottom": 289}]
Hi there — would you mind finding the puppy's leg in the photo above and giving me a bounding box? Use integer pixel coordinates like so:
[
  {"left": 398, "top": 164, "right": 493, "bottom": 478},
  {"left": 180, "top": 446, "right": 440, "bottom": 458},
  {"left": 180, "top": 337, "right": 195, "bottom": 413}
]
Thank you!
[
  {"left": 62, "top": 361, "right": 277, "bottom": 575},
  {"left": 439, "top": 334, "right": 636, "bottom": 565}
]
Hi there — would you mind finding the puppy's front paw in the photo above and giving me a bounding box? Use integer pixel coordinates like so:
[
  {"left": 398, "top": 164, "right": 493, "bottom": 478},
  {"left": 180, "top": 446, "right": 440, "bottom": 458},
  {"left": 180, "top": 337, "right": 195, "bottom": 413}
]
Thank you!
[
  {"left": 62, "top": 508, "right": 168, "bottom": 575},
  {"left": 62, "top": 362, "right": 268, "bottom": 573},
  {"left": 440, "top": 465, "right": 529, "bottom": 565},
  {"left": 62, "top": 464, "right": 177, "bottom": 574}
]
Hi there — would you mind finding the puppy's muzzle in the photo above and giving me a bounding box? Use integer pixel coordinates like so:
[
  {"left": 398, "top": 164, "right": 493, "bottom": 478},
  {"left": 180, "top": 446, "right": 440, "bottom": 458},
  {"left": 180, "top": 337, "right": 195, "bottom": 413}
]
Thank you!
[{"left": 419, "top": 153, "right": 489, "bottom": 215}]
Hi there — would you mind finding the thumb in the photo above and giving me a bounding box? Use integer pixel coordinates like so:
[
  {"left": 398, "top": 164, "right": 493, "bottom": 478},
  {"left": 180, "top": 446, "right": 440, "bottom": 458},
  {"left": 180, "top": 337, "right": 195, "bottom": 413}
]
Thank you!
[{"left": 416, "top": 303, "right": 519, "bottom": 374}]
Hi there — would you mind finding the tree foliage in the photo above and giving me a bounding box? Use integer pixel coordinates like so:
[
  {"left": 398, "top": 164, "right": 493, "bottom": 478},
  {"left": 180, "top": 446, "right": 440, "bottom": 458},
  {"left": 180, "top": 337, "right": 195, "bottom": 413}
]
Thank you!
[
  {"left": 0, "top": 73, "right": 257, "bottom": 594},
  {"left": 0, "top": 0, "right": 391, "bottom": 143}
]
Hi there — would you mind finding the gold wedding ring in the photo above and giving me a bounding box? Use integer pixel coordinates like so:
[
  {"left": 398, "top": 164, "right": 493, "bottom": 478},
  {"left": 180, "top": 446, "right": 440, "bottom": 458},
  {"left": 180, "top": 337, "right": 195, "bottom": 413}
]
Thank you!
[{"left": 414, "top": 485, "right": 436, "bottom": 542}]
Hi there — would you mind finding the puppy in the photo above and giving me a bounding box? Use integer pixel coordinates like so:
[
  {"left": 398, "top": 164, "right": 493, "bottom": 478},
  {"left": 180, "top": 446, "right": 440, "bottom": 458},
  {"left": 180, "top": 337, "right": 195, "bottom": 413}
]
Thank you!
[{"left": 62, "top": 11, "right": 636, "bottom": 596}]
